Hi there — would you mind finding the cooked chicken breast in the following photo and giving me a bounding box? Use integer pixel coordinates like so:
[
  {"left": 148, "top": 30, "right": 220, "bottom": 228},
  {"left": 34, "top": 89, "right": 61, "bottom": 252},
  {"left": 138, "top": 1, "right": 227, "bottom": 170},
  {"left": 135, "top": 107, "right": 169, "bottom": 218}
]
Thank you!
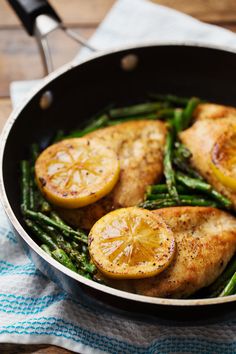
[
  {"left": 180, "top": 117, "right": 236, "bottom": 209},
  {"left": 193, "top": 103, "right": 236, "bottom": 121},
  {"left": 57, "top": 120, "right": 167, "bottom": 229},
  {"left": 107, "top": 207, "right": 236, "bottom": 298}
]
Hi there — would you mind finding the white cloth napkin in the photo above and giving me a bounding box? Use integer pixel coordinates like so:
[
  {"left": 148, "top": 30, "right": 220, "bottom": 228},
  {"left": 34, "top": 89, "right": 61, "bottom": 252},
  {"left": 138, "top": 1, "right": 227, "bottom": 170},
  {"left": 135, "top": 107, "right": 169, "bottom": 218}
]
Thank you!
[
  {"left": 78, "top": 0, "right": 236, "bottom": 56},
  {"left": 4, "top": 0, "right": 236, "bottom": 353}
]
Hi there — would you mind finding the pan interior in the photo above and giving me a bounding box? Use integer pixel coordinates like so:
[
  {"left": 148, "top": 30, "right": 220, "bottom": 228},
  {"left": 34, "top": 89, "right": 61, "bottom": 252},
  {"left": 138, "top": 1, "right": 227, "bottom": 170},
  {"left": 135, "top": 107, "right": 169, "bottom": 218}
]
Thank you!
[{"left": 2, "top": 44, "right": 236, "bottom": 306}]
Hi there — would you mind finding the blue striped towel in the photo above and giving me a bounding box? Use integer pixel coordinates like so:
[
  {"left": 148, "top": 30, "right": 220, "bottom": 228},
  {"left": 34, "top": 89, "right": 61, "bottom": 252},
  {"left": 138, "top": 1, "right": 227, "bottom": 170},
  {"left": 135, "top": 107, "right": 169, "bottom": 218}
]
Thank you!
[
  {"left": 1, "top": 205, "right": 236, "bottom": 353},
  {"left": 4, "top": 0, "right": 236, "bottom": 352}
]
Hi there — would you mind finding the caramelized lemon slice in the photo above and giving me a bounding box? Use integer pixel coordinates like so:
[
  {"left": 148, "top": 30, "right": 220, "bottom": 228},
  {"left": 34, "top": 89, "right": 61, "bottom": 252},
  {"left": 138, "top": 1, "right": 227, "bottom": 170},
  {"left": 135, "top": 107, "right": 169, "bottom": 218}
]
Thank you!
[
  {"left": 211, "top": 129, "right": 236, "bottom": 191},
  {"left": 35, "top": 138, "right": 120, "bottom": 208},
  {"left": 88, "top": 207, "right": 175, "bottom": 279}
]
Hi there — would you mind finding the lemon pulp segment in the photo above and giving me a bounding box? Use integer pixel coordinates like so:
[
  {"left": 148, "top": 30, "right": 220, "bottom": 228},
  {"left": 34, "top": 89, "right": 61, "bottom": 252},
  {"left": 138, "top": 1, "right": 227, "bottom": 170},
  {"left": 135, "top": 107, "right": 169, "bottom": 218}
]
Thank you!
[
  {"left": 35, "top": 138, "right": 120, "bottom": 208},
  {"left": 88, "top": 207, "right": 175, "bottom": 279},
  {"left": 211, "top": 129, "right": 236, "bottom": 191}
]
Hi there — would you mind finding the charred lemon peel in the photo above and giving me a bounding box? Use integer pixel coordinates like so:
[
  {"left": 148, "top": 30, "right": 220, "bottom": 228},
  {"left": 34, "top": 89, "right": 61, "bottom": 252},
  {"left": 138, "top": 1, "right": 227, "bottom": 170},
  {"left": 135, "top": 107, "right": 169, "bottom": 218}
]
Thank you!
[
  {"left": 88, "top": 207, "right": 176, "bottom": 279},
  {"left": 35, "top": 138, "right": 120, "bottom": 208},
  {"left": 211, "top": 128, "right": 236, "bottom": 192}
]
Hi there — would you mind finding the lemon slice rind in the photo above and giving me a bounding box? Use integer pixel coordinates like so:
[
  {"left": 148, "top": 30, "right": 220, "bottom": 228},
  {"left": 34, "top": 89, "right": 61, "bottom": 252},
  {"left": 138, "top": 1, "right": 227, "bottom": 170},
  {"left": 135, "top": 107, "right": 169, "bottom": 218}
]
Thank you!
[
  {"left": 211, "top": 129, "right": 236, "bottom": 192},
  {"left": 35, "top": 138, "right": 120, "bottom": 208},
  {"left": 88, "top": 207, "right": 175, "bottom": 279}
]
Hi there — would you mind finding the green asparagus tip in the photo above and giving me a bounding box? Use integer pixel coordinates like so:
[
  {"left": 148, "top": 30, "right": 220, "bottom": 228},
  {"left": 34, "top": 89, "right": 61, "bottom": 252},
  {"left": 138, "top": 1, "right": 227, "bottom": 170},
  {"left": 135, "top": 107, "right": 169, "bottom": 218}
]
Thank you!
[
  {"left": 41, "top": 244, "right": 52, "bottom": 256},
  {"left": 52, "top": 248, "right": 77, "bottom": 272},
  {"left": 219, "top": 271, "right": 236, "bottom": 297}
]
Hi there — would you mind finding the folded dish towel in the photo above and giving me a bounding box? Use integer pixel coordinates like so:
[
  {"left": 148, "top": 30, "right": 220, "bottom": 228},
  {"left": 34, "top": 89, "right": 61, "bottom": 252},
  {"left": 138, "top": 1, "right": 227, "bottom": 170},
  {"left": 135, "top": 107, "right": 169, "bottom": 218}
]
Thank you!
[{"left": 3, "top": 0, "right": 236, "bottom": 353}]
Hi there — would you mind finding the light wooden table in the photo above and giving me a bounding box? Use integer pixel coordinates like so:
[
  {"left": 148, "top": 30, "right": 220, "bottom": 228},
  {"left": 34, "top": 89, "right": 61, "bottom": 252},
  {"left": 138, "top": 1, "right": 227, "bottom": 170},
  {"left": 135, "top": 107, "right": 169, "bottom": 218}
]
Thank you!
[{"left": 1, "top": 0, "right": 236, "bottom": 353}]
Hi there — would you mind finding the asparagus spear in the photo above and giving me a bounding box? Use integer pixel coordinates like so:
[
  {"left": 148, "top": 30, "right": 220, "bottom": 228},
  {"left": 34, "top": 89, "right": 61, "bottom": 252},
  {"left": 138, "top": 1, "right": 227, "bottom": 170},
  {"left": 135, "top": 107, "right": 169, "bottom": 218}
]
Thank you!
[
  {"left": 140, "top": 196, "right": 218, "bottom": 210},
  {"left": 52, "top": 248, "right": 77, "bottom": 272},
  {"left": 146, "top": 193, "right": 173, "bottom": 200},
  {"left": 148, "top": 93, "right": 190, "bottom": 106},
  {"left": 24, "top": 209, "right": 88, "bottom": 244},
  {"left": 174, "top": 142, "right": 192, "bottom": 159},
  {"left": 29, "top": 173, "right": 36, "bottom": 212},
  {"left": 163, "top": 129, "right": 179, "bottom": 200},
  {"left": 139, "top": 199, "right": 177, "bottom": 210},
  {"left": 173, "top": 157, "right": 204, "bottom": 180},
  {"left": 40, "top": 199, "right": 51, "bottom": 213},
  {"left": 178, "top": 196, "right": 218, "bottom": 207},
  {"left": 146, "top": 184, "right": 186, "bottom": 195},
  {"left": 70, "top": 249, "right": 96, "bottom": 274},
  {"left": 181, "top": 97, "right": 200, "bottom": 130},
  {"left": 146, "top": 192, "right": 204, "bottom": 201},
  {"left": 107, "top": 108, "right": 175, "bottom": 126},
  {"left": 109, "top": 102, "right": 165, "bottom": 118},
  {"left": 28, "top": 145, "right": 52, "bottom": 213},
  {"left": 64, "top": 114, "right": 109, "bottom": 139},
  {"left": 21, "top": 160, "right": 31, "bottom": 212},
  {"left": 61, "top": 103, "right": 115, "bottom": 139},
  {"left": 42, "top": 223, "right": 95, "bottom": 275},
  {"left": 206, "top": 256, "right": 236, "bottom": 297},
  {"left": 50, "top": 211, "right": 67, "bottom": 226},
  {"left": 176, "top": 172, "right": 232, "bottom": 208},
  {"left": 176, "top": 172, "right": 210, "bottom": 191},
  {"left": 146, "top": 184, "right": 169, "bottom": 194},
  {"left": 210, "top": 190, "right": 233, "bottom": 209},
  {"left": 41, "top": 244, "right": 52, "bottom": 255},
  {"left": 34, "top": 218, "right": 94, "bottom": 276},
  {"left": 156, "top": 108, "right": 175, "bottom": 119},
  {"left": 165, "top": 97, "right": 200, "bottom": 132},
  {"left": 28, "top": 144, "right": 41, "bottom": 210},
  {"left": 220, "top": 272, "right": 236, "bottom": 297},
  {"left": 32, "top": 189, "right": 51, "bottom": 213},
  {"left": 171, "top": 108, "right": 182, "bottom": 133},
  {"left": 172, "top": 142, "right": 204, "bottom": 180},
  {"left": 24, "top": 219, "right": 58, "bottom": 250},
  {"left": 41, "top": 224, "right": 70, "bottom": 250},
  {"left": 107, "top": 113, "right": 158, "bottom": 126}
]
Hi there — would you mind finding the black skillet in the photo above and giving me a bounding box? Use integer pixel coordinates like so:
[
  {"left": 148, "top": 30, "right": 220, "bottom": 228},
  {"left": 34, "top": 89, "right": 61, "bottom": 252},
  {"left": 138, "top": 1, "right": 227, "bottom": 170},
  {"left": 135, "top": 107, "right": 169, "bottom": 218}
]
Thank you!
[{"left": 1, "top": 0, "right": 236, "bottom": 323}]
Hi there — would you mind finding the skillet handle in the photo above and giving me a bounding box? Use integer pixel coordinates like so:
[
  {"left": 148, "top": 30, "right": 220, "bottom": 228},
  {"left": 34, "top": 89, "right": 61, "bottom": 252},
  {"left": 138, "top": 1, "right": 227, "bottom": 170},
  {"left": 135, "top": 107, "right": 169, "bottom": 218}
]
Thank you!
[{"left": 7, "top": 0, "right": 61, "bottom": 36}]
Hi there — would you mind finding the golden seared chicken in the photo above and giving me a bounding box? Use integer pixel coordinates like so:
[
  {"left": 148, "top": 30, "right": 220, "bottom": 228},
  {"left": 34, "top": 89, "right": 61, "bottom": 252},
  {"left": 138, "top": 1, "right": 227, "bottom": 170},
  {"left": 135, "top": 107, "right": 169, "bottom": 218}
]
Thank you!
[
  {"left": 108, "top": 207, "right": 236, "bottom": 298},
  {"left": 193, "top": 103, "right": 236, "bottom": 121},
  {"left": 58, "top": 120, "right": 167, "bottom": 229},
  {"left": 180, "top": 116, "right": 236, "bottom": 209}
]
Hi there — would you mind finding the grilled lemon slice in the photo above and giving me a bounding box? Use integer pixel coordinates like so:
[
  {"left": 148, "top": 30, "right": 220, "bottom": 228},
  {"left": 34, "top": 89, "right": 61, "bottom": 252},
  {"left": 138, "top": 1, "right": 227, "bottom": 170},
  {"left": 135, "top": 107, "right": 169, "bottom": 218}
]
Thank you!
[
  {"left": 88, "top": 207, "right": 175, "bottom": 279},
  {"left": 211, "top": 129, "right": 236, "bottom": 191},
  {"left": 35, "top": 138, "right": 120, "bottom": 208}
]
